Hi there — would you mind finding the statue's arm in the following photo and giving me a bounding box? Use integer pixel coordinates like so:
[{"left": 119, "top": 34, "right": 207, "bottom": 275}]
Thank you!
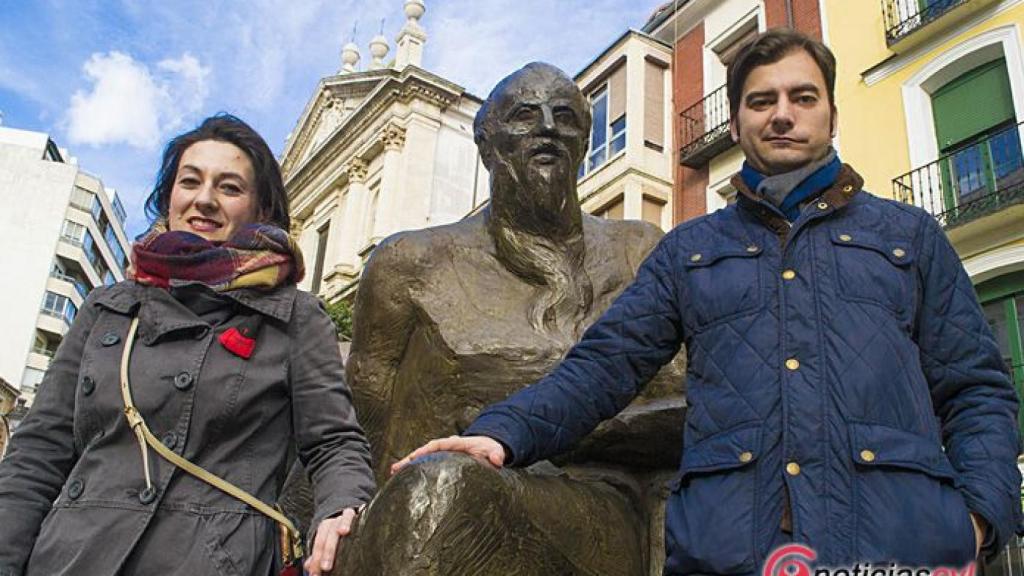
[
  {"left": 345, "top": 235, "right": 420, "bottom": 479},
  {"left": 465, "top": 231, "right": 687, "bottom": 466}
]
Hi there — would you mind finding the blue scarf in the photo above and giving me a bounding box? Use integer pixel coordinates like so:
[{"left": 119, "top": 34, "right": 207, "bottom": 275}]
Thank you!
[{"left": 740, "top": 152, "right": 842, "bottom": 222}]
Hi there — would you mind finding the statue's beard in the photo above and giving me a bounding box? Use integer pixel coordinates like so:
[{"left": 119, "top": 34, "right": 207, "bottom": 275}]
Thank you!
[{"left": 488, "top": 154, "right": 592, "bottom": 342}]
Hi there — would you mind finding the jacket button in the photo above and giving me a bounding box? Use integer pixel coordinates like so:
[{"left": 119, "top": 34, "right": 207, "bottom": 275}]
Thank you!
[
  {"left": 100, "top": 332, "right": 120, "bottom": 346},
  {"left": 746, "top": 245, "right": 759, "bottom": 253},
  {"left": 162, "top": 431, "right": 177, "bottom": 450},
  {"left": 738, "top": 451, "right": 754, "bottom": 463},
  {"left": 81, "top": 376, "right": 96, "bottom": 396},
  {"left": 782, "top": 270, "right": 796, "bottom": 281},
  {"left": 817, "top": 202, "right": 829, "bottom": 210},
  {"left": 842, "top": 185, "right": 854, "bottom": 194},
  {"left": 839, "top": 234, "right": 852, "bottom": 242},
  {"left": 67, "top": 478, "right": 84, "bottom": 499},
  {"left": 786, "top": 462, "right": 801, "bottom": 476},
  {"left": 785, "top": 358, "right": 800, "bottom": 371},
  {"left": 860, "top": 450, "right": 876, "bottom": 462},
  {"left": 173, "top": 372, "right": 193, "bottom": 391},
  {"left": 892, "top": 248, "right": 906, "bottom": 259},
  {"left": 139, "top": 486, "right": 158, "bottom": 505},
  {"left": 690, "top": 253, "right": 702, "bottom": 262}
]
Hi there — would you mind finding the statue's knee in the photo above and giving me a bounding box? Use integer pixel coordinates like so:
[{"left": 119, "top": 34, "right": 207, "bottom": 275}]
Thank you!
[{"left": 383, "top": 452, "right": 511, "bottom": 512}]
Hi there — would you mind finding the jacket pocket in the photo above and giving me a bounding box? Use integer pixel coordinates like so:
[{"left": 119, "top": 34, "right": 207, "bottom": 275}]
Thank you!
[
  {"left": 830, "top": 230, "right": 916, "bottom": 319},
  {"left": 848, "top": 422, "right": 976, "bottom": 565},
  {"left": 682, "top": 244, "right": 764, "bottom": 329},
  {"left": 664, "top": 422, "right": 762, "bottom": 575}
]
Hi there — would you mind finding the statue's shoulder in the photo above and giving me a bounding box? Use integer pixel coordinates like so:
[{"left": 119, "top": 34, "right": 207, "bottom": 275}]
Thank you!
[
  {"left": 366, "top": 215, "right": 488, "bottom": 278},
  {"left": 584, "top": 214, "right": 664, "bottom": 266}
]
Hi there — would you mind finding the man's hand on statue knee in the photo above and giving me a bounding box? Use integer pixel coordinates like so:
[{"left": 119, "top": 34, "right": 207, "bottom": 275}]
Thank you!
[
  {"left": 391, "top": 435, "right": 507, "bottom": 475},
  {"left": 304, "top": 507, "right": 358, "bottom": 576}
]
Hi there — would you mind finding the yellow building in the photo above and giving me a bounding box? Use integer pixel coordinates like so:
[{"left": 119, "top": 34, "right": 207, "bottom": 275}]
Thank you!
[{"left": 825, "top": 0, "right": 1024, "bottom": 413}]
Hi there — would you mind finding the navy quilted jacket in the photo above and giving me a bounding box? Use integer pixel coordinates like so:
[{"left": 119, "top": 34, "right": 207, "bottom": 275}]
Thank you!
[{"left": 466, "top": 165, "right": 1021, "bottom": 574}]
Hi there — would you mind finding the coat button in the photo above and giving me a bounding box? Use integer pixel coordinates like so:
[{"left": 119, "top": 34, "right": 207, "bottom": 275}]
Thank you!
[
  {"left": 782, "top": 270, "right": 796, "bottom": 281},
  {"left": 739, "top": 451, "right": 754, "bottom": 463},
  {"left": 817, "top": 202, "right": 829, "bottom": 210},
  {"left": 100, "top": 332, "right": 120, "bottom": 346},
  {"left": 173, "top": 372, "right": 193, "bottom": 391},
  {"left": 892, "top": 248, "right": 906, "bottom": 259},
  {"left": 162, "top": 431, "right": 177, "bottom": 450},
  {"left": 690, "top": 253, "right": 703, "bottom": 262},
  {"left": 746, "top": 245, "right": 759, "bottom": 253},
  {"left": 786, "top": 462, "right": 801, "bottom": 476},
  {"left": 860, "top": 450, "right": 876, "bottom": 462},
  {"left": 839, "top": 234, "right": 852, "bottom": 242},
  {"left": 81, "top": 376, "right": 96, "bottom": 396},
  {"left": 139, "top": 486, "right": 158, "bottom": 505},
  {"left": 842, "top": 184, "right": 854, "bottom": 194},
  {"left": 67, "top": 478, "right": 84, "bottom": 499},
  {"left": 785, "top": 358, "right": 800, "bottom": 371}
]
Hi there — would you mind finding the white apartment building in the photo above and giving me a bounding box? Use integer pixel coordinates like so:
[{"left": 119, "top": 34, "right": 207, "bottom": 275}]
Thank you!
[{"left": 0, "top": 126, "right": 131, "bottom": 422}]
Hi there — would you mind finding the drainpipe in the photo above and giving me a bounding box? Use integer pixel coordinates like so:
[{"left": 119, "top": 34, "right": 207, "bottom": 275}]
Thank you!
[{"left": 785, "top": 0, "right": 795, "bottom": 28}]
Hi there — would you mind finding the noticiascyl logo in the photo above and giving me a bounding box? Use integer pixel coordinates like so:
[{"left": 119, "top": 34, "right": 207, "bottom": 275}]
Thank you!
[{"left": 763, "top": 544, "right": 818, "bottom": 576}]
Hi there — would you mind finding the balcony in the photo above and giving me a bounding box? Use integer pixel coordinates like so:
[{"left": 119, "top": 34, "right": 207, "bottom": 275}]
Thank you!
[
  {"left": 883, "top": 0, "right": 1000, "bottom": 51},
  {"left": 50, "top": 269, "right": 89, "bottom": 300},
  {"left": 893, "top": 121, "right": 1024, "bottom": 228},
  {"left": 678, "top": 85, "right": 734, "bottom": 168}
]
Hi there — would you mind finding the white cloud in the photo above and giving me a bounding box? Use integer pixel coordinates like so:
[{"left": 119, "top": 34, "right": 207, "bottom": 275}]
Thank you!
[{"left": 66, "top": 51, "right": 210, "bottom": 149}]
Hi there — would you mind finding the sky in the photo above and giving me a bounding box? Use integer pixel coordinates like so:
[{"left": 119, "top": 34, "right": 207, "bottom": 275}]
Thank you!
[{"left": 0, "top": 0, "right": 662, "bottom": 238}]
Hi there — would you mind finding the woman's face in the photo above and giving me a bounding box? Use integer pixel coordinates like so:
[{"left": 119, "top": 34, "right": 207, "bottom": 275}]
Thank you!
[{"left": 167, "top": 139, "right": 258, "bottom": 242}]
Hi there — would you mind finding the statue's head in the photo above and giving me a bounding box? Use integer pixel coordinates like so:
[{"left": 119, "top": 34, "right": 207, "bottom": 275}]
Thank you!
[{"left": 474, "top": 63, "right": 591, "bottom": 217}]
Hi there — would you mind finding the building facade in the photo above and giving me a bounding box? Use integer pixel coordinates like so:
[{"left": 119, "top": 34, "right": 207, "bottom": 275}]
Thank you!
[
  {"left": 643, "top": 0, "right": 825, "bottom": 223},
  {"left": 282, "top": 0, "right": 487, "bottom": 303},
  {"left": 824, "top": 0, "right": 1024, "bottom": 431},
  {"left": 0, "top": 126, "right": 131, "bottom": 421},
  {"left": 575, "top": 30, "right": 676, "bottom": 230}
]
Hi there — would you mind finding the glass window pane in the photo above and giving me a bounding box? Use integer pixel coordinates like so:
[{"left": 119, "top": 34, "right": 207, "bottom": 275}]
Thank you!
[
  {"left": 590, "top": 92, "right": 608, "bottom": 150},
  {"left": 983, "top": 299, "right": 1013, "bottom": 371},
  {"left": 610, "top": 134, "right": 626, "bottom": 155}
]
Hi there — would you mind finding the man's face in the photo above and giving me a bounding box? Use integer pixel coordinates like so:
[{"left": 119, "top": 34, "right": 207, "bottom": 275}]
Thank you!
[
  {"left": 483, "top": 71, "right": 588, "bottom": 214},
  {"left": 730, "top": 49, "right": 835, "bottom": 175}
]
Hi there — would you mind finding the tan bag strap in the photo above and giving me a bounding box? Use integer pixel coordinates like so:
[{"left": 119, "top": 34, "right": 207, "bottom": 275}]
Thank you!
[{"left": 119, "top": 316, "right": 303, "bottom": 562}]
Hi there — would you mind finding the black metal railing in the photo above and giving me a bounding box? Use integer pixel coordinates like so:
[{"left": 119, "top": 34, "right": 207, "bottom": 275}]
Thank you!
[
  {"left": 893, "top": 121, "right": 1024, "bottom": 228},
  {"left": 882, "top": 0, "right": 969, "bottom": 45},
  {"left": 679, "top": 85, "right": 733, "bottom": 168}
]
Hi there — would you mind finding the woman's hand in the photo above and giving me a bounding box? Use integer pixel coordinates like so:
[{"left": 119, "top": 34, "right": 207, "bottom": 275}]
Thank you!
[
  {"left": 390, "top": 435, "right": 507, "bottom": 476},
  {"left": 304, "top": 507, "right": 359, "bottom": 576}
]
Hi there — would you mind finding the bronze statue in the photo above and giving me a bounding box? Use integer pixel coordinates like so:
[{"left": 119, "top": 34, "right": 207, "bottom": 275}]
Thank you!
[{"left": 289, "top": 62, "right": 687, "bottom": 575}]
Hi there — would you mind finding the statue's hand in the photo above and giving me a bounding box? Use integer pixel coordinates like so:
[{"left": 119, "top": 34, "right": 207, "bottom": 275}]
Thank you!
[
  {"left": 391, "top": 435, "right": 506, "bottom": 476},
  {"left": 304, "top": 507, "right": 359, "bottom": 576}
]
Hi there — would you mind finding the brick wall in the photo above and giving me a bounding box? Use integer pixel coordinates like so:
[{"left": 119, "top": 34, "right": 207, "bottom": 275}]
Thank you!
[{"left": 673, "top": 22, "right": 709, "bottom": 224}]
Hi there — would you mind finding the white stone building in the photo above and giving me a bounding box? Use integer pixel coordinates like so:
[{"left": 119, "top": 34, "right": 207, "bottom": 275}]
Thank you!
[
  {"left": 282, "top": 0, "right": 487, "bottom": 302},
  {"left": 0, "top": 126, "right": 131, "bottom": 420}
]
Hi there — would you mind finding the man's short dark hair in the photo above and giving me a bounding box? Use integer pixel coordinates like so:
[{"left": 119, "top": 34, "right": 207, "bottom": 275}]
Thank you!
[{"left": 726, "top": 28, "right": 837, "bottom": 119}]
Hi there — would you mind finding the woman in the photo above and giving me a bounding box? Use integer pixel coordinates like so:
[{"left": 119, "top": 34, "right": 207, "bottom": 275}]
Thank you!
[{"left": 0, "top": 114, "right": 374, "bottom": 576}]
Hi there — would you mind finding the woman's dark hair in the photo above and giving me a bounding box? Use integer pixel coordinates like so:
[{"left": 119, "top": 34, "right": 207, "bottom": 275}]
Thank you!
[
  {"left": 727, "top": 28, "right": 837, "bottom": 120},
  {"left": 144, "top": 113, "right": 290, "bottom": 230}
]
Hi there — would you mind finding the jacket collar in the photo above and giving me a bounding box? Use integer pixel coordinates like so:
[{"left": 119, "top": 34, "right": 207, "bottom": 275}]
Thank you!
[
  {"left": 93, "top": 281, "right": 297, "bottom": 345},
  {"left": 732, "top": 163, "right": 865, "bottom": 235}
]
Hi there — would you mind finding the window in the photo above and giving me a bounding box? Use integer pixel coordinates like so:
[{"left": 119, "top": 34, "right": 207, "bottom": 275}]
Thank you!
[
  {"left": 581, "top": 65, "right": 628, "bottom": 177},
  {"left": 931, "top": 58, "right": 1020, "bottom": 209},
  {"left": 69, "top": 187, "right": 94, "bottom": 211},
  {"left": 311, "top": 223, "right": 330, "bottom": 295},
  {"left": 104, "top": 225, "right": 128, "bottom": 272},
  {"left": 111, "top": 194, "right": 127, "bottom": 225},
  {"left": 21, "top": 368, "right": 45, "bottom": 393},
  {"left": 641, "top": 195, "right": 665, "bottom": 228},
  {"left": 594, "top": 196, "right": 624, "bottom": 220},
  {"left": 41, "top": 292, "right": 76, "bottom": 325},
  {"left": 91, "top": 195, "right": 104, "bottom": 226},
  {"left": 644, "top": 59, "right": 667, "bottom": 150},
  {"left": 977, "top": 271, "right": 1024, "bottom": 438},
  {"left": 61, "top": 220, "right": 86, "bottom": 246}
]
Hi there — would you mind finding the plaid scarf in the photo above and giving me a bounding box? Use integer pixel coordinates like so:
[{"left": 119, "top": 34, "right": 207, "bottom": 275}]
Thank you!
[{"left": 130, "top": 222, "right": 305, "bottom": 292}]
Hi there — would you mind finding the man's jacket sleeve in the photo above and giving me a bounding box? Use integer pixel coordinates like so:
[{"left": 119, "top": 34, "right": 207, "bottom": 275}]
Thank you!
[
  {"left": 465, "top": 233, "right": 685, "bottom": 466},
  {"left": 916, "top": 214, "right": 1022, "bottom": 555}
]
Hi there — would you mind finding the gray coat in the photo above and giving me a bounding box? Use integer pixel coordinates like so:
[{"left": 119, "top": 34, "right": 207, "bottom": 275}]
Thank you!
[{"left": 0, "top": 281, "right": 375, "bottom": 576}]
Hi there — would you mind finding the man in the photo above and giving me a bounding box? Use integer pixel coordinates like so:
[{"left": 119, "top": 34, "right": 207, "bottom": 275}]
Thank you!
[
  {"left": 317, "top": 62, "right": 686, "bottom": 575},
  {"left": 396, "top": 29, "right": 1021, "bottom": 573}
]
